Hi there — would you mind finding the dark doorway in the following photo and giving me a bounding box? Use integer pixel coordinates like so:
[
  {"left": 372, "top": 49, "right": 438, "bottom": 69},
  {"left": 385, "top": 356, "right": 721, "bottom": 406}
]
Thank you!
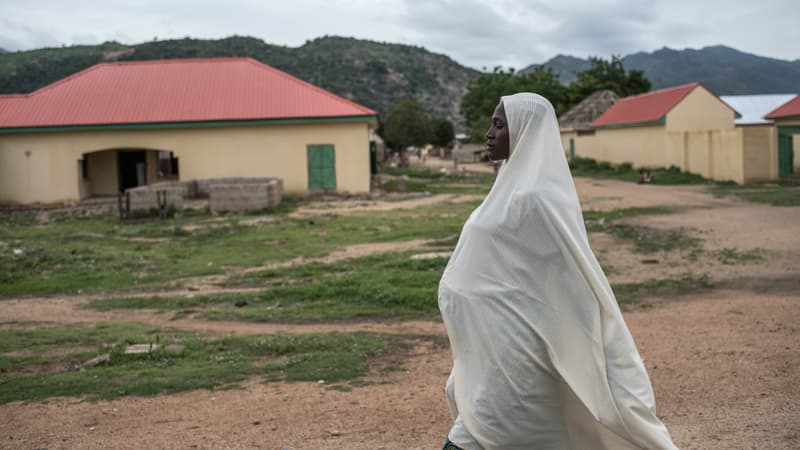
[{"left": 118, "top": 150, "right": 147, "bottom": 192}]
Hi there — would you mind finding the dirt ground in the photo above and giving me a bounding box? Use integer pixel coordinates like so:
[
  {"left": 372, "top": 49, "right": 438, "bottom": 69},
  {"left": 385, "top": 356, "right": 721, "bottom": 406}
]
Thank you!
[{"left": 1, "top": 177, "right": 798, "bottom": 449}]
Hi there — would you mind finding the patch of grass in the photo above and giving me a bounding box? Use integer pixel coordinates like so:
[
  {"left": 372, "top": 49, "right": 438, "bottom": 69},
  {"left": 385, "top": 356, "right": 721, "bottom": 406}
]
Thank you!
[
  {"left": 0, "top": 198, "right": 480, "bottom": 297},
  {"left": 378, "top": 166, "right": 445, "bottom": 179},
  {"left": 583, "top": 207, "right": 700, "bottom": 254},
  {"left": 86, "top": 294, "right": 245, "bottom": 311},
  {"left": 209, "top": 252, "right": 449, "bottom": 322},
  {"left": 709, "top": 184, "right": 800, "bottom": 206},
  {"left": 0, "top": 355, "right": 50, "bottom": 372},
  {"left": 612, "top": 274, "right": 712, "bottom": 305},
  {"left": 0, "top": 211, "right": 39, "bottom": 227},
  {"left": 0, "top": 322, "right": 175, "bottom": 353},
  {"left": 0, "top": 328, "right": 433, "bottom": 404},
  {"left": 570, "top": 157, "right": 709, "bottom": 185},
  {"left": 714, "top": 248, "right": 765, "bottom": 265},
  {"left": 583, "top": 207, "right": 671, "bottom": 226},
  {"left": 606, "top": 224, "right": 701, "bottom": 254},
  {"left": 85, "top": 252, "right": 450, "bottom": 322}
]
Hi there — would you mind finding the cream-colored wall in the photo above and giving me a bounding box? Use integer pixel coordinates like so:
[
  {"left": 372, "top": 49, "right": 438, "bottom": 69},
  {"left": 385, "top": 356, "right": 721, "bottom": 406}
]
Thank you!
[
  {"left": 573, "top": 126, "right": 665, "bottom": 167},
  {"left": 0, "top": 140, "right": 82, "bottom": 204},
  {"left": 87, "top": 150, "right": 119, "bottom": 195},
  {"left": 570, "top": 125, "right": 751, "bottom": 183},
  {"left": 666, "top": 87, "right": 735, "bottom": 132},
  {"left": 740, "top": 126, "right": 776, "bottom": 182},
  {"left": 794, "top": 136, "right": 800, "bottom": 172},
  {"left": 0, "top": 121, "right": 371, "bottom": 204}
]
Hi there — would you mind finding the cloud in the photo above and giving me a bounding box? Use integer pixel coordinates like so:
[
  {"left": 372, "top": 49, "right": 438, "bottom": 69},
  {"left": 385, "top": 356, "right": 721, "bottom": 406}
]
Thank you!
[
  {"left": 0, "top": 19, "right": 61, "bottom": 51},
  {"left": 0, "top": 0, "right": 796, "bottom": 68}
]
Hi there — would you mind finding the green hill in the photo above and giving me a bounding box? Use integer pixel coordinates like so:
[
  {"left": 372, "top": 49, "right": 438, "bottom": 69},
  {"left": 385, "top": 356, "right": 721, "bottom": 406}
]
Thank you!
[{"left": 0, "top": 36, "right": 478, "bottom": 127}]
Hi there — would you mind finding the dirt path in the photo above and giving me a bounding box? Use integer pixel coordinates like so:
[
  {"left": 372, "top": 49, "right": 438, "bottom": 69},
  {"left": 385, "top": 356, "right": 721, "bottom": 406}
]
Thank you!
[
  {"left": 2, "top": 177, "right": 799, "bottom": 449},
  {"left": 2, "top": 288, "right": 796, "bottom": 450},
  {"left": 290, "top": 193, "right": 482, "bottom": 217}
]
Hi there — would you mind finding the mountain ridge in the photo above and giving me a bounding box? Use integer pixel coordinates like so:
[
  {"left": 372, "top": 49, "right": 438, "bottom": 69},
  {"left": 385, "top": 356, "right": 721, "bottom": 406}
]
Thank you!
[{"left": 522, "top": 45, "right": 800, "bottom": 95}]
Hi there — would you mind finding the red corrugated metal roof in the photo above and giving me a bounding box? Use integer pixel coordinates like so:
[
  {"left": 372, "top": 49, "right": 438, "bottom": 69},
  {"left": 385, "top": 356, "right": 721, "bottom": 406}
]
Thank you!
[
  {"left": 591, "top": 82, "right": 701, "bottom": 127},
  {"left": 764, "top": 94, "right": 800, "bottom": 119},
  {"left": 0, "top": 58, "right": 377, "bottom": 129}
]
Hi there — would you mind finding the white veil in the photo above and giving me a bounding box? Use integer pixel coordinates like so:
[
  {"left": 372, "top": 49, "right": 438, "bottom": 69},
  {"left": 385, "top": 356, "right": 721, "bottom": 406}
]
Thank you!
[{"left": 439, "top": 93, "right": 677, "bottom": 449}]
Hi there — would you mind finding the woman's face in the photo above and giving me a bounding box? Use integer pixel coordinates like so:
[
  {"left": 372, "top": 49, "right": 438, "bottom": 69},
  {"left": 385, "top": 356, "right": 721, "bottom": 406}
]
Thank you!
[{"left": 486, "top": 102, "right": 510, "bottom": 161}]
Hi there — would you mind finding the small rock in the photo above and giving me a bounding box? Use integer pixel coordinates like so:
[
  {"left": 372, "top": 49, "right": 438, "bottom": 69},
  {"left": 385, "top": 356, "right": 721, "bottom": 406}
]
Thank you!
[
  {"left": 318, "top": 380, "right": 325, "bottom": 384},
  {"left": 329, "top": 430, "right": 341, "bottom": 436},
  {"left": 234, "top": 300, "right": 249, "bottom": 308},
  {"left": 78, "top": 353, "right": 110, "bottom": 369},
  {"left": 164, "top": 344, "right": 185, "bottom": 355},
  {"left": 252, "top": 420, "right": 261, "bottom": 426},
  {"left": 185, "top": 294, "right": 195, "bottom": 299},
  {"left": 12, "top": 248, "right": 23, "bottom": 255},
  {"left": 125, "top": 344, "right": 157, "bottom": 354}
]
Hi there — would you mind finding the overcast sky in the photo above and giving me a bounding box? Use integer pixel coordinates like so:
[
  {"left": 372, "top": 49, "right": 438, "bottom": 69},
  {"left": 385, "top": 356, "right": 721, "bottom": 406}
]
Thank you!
[{"left": 1, "top": 0, "right": 798, "bottom": 70}]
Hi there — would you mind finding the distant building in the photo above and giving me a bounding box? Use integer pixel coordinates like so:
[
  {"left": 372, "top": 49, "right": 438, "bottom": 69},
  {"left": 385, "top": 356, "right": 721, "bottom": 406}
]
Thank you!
[
  {"left": 764, "top": 95, "right": 800, "bottom": 178},
  {"left": 0, "top": 58, "right": 377, "bottom": 205},
  {"left": 565, "top": 82, "right": 792, "bottom": 183},
  {"left": 558, "top": 89, "right": 620, "bottom": 159}
]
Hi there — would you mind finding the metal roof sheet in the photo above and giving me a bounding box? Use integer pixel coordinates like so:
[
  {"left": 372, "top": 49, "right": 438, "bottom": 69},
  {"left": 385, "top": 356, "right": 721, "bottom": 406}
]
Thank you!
[
  {"left": 764, "top": 95, "right": 800, "bottom": 119},
  {"left": 720, "top": 94, "right": 796, "bottom": 124},
  {"left": 0, "top": 58, "right": 377, "bottom": 130},
  {"left": 591, "top": 83, "right": 701, "bottom": 127}
]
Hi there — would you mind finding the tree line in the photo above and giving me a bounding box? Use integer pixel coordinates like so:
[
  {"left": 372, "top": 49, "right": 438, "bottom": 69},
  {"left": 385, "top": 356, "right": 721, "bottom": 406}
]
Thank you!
[{"left": 381, "top": 56, "right": 651, "bottom": 150}]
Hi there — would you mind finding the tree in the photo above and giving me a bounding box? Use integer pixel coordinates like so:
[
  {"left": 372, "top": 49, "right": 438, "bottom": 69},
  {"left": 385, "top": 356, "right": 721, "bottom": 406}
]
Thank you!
[
  {"left": 383, "top": 98, "right": 432, "bottom": 166},
  {"left": 460, "top": 67, "right": 568, "bottom": 142},
  {"left": 431, "top": 118, "right": 455, "bottom": 148},
  {"left": 567, "top": 56, "right": 651, "bottom": 104}
]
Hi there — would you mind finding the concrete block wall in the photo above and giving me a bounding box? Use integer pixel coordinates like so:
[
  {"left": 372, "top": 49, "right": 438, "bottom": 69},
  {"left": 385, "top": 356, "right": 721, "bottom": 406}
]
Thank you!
[
  {"left": 208, "top": 179, "right": 282, "bottom": 213},
  {"left": 126, "top": 185, "right": 185, "bottom": 212},
  {"left": 196, "top": 177, "right": 279, "bottom": 198},
  {"left": 150, "top": 180, "right": 198, "bottom": 199}
]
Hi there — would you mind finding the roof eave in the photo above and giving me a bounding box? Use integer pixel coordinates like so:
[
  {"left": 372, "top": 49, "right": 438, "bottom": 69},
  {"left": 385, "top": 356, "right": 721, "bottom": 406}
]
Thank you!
[
  {"left": 0, "top": 114, "right": 379, "bottom": 134},
  {"left": 592, "top": 116, "right": 666, "bottom": 130}
]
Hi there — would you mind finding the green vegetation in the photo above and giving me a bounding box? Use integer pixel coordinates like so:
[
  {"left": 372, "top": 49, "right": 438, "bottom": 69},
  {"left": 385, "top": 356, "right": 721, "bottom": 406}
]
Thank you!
[
  {"left": 569, "top": 157, "right": 709, "bottom": 185},
  {"left": 566, "top": 56, "right": 651, "bottom": 105},
  {"left": 0, "top": 322, "right": 434, "bottom": 404},
  {"left": 461, "top": 66, "right": 568, "bottom": 141},
  {"left": 714, "top": 248, "right": 765, "bottom": 265},
  {"left": 0, "top": 198, "right": 476, "bottom": 297},
  {"left": 612, "top": 273, "right": 712, "bottom": 306},
  {"left": 584, "top": 207, "right": 700, "bottom": 254},
  {"left": 0, "top": 322, "right": 173, "bottom": 353},
  {"left": 378, "top": 166, "right": 495, "bottom": 195},
  {"left": 709, "top": 183, "right": 800, "bottom": 206},
  {"left": 89, "top": 251, "right": 451, "bottom": 322},
  {"left": 383, "top": 98, "right": 434, "bottom": 157}
]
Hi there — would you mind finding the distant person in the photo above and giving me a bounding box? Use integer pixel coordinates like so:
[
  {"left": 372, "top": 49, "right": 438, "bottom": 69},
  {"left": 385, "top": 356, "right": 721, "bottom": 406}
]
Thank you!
[
  {"left": 638, "top": 169, "right": 653, "bottom": 184},
  {"left": 438, "top": 93, "right": 678, "bottom": 449}
]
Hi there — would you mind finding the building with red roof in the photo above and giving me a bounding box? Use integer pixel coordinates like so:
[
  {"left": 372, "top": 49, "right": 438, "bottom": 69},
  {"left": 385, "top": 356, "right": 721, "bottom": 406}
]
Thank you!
[
  {"left": 0, "top": 58, "right": 378, "bottom": 204},
  {"left": 764, "top": 94, "right": 800, "bottom": 177},
  {"left": 564, "top": 82, "right": 792, "bottom": 183}
]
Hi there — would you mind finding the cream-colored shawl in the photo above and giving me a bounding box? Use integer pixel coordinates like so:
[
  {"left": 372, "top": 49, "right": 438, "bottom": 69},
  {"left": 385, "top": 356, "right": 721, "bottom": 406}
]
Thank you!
[{"left": 439, "top": 93, "right": 677, "bottom": 449}]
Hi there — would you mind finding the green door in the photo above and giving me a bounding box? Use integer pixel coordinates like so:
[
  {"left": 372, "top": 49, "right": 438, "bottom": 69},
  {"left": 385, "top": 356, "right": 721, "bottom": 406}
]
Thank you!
[
  {"left": 307, "top": 144, "right": 336, "bottom": 190},
  {"left": 777, "top": 126, "right": 800, "bottom": 179},
  {"left": 569, "top": 138, "right": 575, "bottom": 161},
  {"left": 778, "top": 135, "right": 793, "bottom": 178}
]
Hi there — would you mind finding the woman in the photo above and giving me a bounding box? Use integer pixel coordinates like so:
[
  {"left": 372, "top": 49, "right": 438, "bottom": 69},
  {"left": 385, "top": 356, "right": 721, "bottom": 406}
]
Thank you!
[{"left": 439, "top": 93, "right": 677, "bottom": 450}]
